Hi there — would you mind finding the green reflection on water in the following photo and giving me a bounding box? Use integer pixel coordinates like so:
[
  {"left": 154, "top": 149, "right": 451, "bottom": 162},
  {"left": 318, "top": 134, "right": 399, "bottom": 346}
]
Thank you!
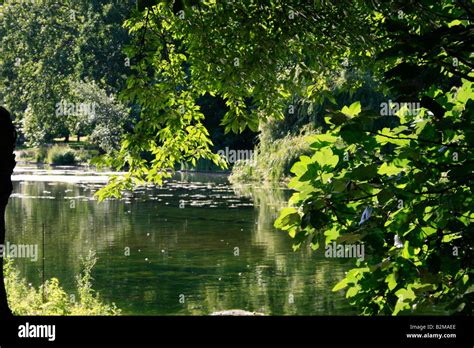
[{"left": 6, "top": 167, "right": 356, "bottom": 315}]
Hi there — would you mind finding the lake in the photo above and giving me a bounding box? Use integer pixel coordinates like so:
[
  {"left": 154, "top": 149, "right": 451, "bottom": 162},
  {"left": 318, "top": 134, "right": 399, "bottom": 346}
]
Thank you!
[{"left": 6, "top": 165, "right": 356, "bottom": 315}]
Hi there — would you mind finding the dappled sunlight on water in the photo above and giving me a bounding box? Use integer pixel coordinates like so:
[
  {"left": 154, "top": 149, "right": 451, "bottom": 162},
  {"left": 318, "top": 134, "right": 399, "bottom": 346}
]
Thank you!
[{"left": 7, "top": 165, "right": 356, "bottom": 315}]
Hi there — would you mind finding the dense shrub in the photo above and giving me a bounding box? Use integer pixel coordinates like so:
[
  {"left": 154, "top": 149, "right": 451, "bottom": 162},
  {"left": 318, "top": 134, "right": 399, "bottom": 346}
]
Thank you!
[
  {"left": 75, "top": 148, "right": 100, "bottom": 164},
  {"left": 35, "top": 146, "right": 48, "bottom": 163},
  {"left": 46, "top": 145, "right": 77, "bottom": 165}
]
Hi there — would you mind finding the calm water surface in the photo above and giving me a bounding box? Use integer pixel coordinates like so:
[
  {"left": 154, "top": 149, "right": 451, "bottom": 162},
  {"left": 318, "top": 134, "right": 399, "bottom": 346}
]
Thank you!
[{"left": 7, "top": 165, "right": 356, "bottom": 315}]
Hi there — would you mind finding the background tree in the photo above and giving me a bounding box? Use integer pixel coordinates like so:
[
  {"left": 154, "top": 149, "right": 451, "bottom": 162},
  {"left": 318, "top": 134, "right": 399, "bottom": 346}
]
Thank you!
[
  {"left": 0, "top": 0, "right": 134, "bottom": 145},
  {"left": 69, "top": 80, "right": 130, "bottom": 153}
]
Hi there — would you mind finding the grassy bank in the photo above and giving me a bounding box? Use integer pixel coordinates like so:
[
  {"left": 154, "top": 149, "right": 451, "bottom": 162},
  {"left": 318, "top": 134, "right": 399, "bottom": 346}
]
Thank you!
[
  {"left": 16, "top": 141, "right": 99, "bottom": 166},
  {"left": 5, "top": 251, "right": 120, "bottom": 316}
]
